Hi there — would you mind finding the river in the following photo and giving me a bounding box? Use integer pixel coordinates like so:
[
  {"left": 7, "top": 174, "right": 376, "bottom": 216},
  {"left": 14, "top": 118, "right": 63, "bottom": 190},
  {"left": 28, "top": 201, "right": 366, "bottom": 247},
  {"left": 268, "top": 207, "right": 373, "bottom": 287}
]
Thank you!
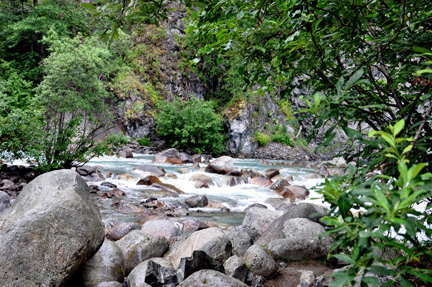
[{"left": 85, "top": 153, "right": 326, "bottom": 227}]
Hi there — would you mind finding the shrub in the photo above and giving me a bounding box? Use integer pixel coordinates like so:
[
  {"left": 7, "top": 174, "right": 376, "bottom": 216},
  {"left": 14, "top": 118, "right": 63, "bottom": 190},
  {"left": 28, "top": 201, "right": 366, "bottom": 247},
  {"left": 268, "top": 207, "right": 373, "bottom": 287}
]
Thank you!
[
  {"left": 137, "top": 136, "right": 152, "bottom": 146},
  {"left": 255, "top": 132, "right": 270, "bottom": 147},
  {"left": 319, "top": 120, "right": 432, "bottom": 286},
  {"left": 271, "top": 133, "right": 294, "bottom": 147},
  {"left": 154, "top": 98, "right": 225, "bottom": 154}
]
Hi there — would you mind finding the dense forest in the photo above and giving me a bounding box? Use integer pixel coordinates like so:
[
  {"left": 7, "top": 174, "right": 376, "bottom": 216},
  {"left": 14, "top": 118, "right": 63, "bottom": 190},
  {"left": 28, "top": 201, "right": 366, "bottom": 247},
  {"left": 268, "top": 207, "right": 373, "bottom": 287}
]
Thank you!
[{"left": 1, "top": 0, "right": 432, "bottom": 285}]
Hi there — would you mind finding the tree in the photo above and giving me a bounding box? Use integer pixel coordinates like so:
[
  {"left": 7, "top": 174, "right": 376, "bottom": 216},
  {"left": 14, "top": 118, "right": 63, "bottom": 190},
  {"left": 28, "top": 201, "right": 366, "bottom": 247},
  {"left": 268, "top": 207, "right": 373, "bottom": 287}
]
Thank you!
[
  {"left": 185, "top": 0, "right": 432, "bottom": 173},
  {"left": 33, "top": 31, "right": 118, "bottom": 171},
  {"left": 154, "top": 98, "right": 225, "bottom": 154}
]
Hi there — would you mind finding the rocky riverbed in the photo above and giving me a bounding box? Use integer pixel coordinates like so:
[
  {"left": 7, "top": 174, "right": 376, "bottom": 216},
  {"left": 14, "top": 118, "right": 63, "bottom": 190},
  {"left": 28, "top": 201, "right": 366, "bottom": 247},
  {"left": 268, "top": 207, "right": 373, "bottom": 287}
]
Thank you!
[{"left": 0, "top": 148, "right": 352, "bottom": 287}]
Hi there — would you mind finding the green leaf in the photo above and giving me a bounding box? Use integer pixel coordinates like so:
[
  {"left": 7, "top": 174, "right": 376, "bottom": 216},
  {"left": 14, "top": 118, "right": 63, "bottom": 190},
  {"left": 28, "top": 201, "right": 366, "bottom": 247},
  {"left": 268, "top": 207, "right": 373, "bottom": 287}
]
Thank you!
[
  {"left": 191, "top": 2, "right": 207, "bottom": 9},
  {"left": 402, "top": 145, "right": 413, "bottom": 155},
  {"left": 81, "top": 3, "right": 97, "bottom": 9},
  {"left": 338, "top": 192, "right": 353, "bottom": 218},
  {"left": 416, "top": 69, "right": 432, "bottom": 75},
  {"left": 344, "top": 69, "right": 364, "bottom": 92},
  {"left": 333, "top": 253, "right": 355, "bottom": 265},
  {"left": 393, "top": 119, "right": 404, "bottom": 136},
  {"left": 343, "top": 127, "right": 363, "bottom": 140}
]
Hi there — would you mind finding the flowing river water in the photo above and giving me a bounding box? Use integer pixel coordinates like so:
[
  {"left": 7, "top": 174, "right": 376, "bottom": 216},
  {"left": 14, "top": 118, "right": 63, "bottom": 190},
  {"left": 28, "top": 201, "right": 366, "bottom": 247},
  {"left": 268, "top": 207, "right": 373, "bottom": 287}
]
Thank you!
[{"left": 85, "top": 153, "right": 327, "bottom": 227}]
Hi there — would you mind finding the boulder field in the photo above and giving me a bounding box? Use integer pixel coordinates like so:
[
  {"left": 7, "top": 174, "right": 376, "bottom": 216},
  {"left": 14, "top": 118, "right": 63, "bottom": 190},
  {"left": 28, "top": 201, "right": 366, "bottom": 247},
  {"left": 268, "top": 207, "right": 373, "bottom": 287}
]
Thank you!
[{"left": 0, "top": 152, "right": 352, "bottom": 287}]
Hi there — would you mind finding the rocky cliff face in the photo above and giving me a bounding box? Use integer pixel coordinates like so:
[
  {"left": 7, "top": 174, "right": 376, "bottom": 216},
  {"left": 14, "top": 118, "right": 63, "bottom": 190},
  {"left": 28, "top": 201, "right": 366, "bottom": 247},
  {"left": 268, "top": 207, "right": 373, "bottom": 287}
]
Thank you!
[{"left": 113, "top": 1, "right": 345, "bottom": 160}]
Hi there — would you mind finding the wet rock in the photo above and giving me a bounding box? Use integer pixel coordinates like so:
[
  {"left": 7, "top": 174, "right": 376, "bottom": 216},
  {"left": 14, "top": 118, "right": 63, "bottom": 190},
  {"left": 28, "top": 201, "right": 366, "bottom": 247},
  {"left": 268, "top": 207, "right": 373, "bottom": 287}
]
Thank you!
[
  {"left": 72, "top": 240, "right": 125, "bottom": 286},
  {"left": 180, "top": 152, "right": 193, "bottom": 164},
  {"left": 105, "top": 220, "right": 138, "bottom": 241},
  {"left": 105, "top": 188, "right": 126, "bottom": 198},
  {"left": 136, "top": 175, "right": 162, "bottom": 185},
  {"left": 205, "top": 156, "right": 234, "bottom": 174},
  {"left": 242, "top": 207, "right": 284, "bottom": 235},
  {"left": 76, "top": 165, "right": 98, "bottom": 176},
  {"left": 185, "top": 194, "right": 208, "bottom": 208},
  {"left": 278, "top": 187, "right": 296, "bottom": 201},
  {"left": 285, "top": 185, "right": 310, "bottom": 200},
  {"left": 240, "top": 168, "right": 263, "bottom": 182},
  {"left": 228, "top": 169, "right": 242, "bottom": 176},
  {"left": 227, "top": 176, "right": 245, "bottom": 187},
  {"left": 265, "top": 169, "right": 280, "bottom": 179},
  {"left": 167, "top": 227, "right": 227, "bottom": 269},
  {"left": 134, "top": 165, "right": 166, "bottom": 177},
  {"left": 152, "top": 182, "right": 185, "bottom": 194},
  {"left": 166, "top": 173, "right": 178, "bottom": 179},
  {"left": 141, "top": 219, "right": 183, "bottom": 244},
  {"left": 227, "top": 231, "right": 253, "bottom": 257},
  {"left": 0, "top": 170, "right": 104, "bottom": 286},
  {"left": 270, "top": 178, "right": 290, "bottom": 191},
  {"left": 116, "top": 230, "right": 169, "bottom": 275},
  {"left": 191, "top": 162, "right": 200, "bottom": 169},
  {"left": 194, "top": 181, "right": 209, "bottom": 188},
  {"left": 116, "top": 202, "right": 144, "bottom": 213},
  {"left": 244, "top": 245, "right": 278, "bottom": 278},
  {"left": 251, "top": 176, "right": 273, "bottom": 186},
  {"left": 0, "top": 179, "right": 15, "bottom": 190},
  {"left": 140, "top": 198, "right": 165, "bottom": 209},
  {"left": 101, "top": 181, "right": 118, "bottom": 189},
  {"left": 177, "top": 250, "right": 225, "bottom": 282},
  {"left": 153, "top": 148, "right": 182, "bottom": 164},
  {"left": 224, "top": 255, "right": 249, "bottom": 282},
  {"left": 119, "top": 148, "right": 133, "bottom": 158},
  {"left": 189, "top": 174, "right": 215, "bottom": 186},
  {"left": 127, "top": 258, "right": 176, "bottom": 287},
  {"left": 0, "top": 191, "right": 10, "bottom": 213},
  {"left": 118, "top": 173, "right": 136, "bottom": 182}
]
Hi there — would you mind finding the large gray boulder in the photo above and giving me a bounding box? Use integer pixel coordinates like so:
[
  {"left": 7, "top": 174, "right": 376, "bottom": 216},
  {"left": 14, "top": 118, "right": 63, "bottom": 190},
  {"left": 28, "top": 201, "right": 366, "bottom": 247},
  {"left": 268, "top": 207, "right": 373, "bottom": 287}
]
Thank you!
[
  {"left": 205, "top": 156, "right": 234, "bottom": 174},
  {"left": 72, "top": 240, "right": 125, "bottom": 286},
  {"left": 167, "top": 227, "right": 226, "bottom": 269},
  {"left": 178, "top": 269, "right": 248, "bottom": 287},
  {"left": 0, "top": 169, "right": 105, "bottom": 287},
  {"left": 116, "top": 230, "right": 169, "bottom": 275},
  {"left": 257, "top": 202, "right": 324, "bottom": 245},
  {"left": 267, "top": 218, "right": 333, "bottom": 261},
  {"left": 140, "top": 219, "right": 183, "bottom": 244},
  {"left": 242, "top": 207, "right": 284, "bottom": 235},
  {"left": 243, "top": 245, "right": 278, "bottom": 278}
]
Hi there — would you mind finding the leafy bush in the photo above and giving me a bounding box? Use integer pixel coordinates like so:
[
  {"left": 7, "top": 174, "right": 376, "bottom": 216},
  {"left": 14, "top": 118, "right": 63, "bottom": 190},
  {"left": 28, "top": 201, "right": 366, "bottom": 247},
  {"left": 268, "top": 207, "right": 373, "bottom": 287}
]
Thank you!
[
  {"left": 154, "top": 98, "right": 225, "bottom": 154},
  {"left": 319, "top": 120, "right": 432, "bottom": 286},
  {"left": 271, "top": 133, "right": 294, "bottom": 147},
  {"left": 107, "top": 133, "right": 130, "bottom": 146},
  {"left": 137, "top": 136, "right": 152, "bottom": 146},
  {"left": 255, "top": 132, "right": 270, "bottom": 147}
]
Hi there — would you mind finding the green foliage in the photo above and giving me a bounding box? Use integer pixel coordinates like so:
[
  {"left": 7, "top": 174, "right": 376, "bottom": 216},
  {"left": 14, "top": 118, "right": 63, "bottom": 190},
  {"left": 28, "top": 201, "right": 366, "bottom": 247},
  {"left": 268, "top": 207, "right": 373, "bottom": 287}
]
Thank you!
[
  {"left": 137, "top": 136, "right": 152, "bottom": 146},
  {"left": 319, "top": 120, "right": 432, "bottom": 286},
  {"left": 186, "top": 0, "right": 432, "bottom": 173},
  {"left": 107, "top": 133, "right": 130, "bottom": 146},
  {"left": 255, "top": 132, "right": 270, "bottom": 147},
  {"left": 32, "top": 32, "right": 117, "bottom": 171},
  {"left": 0, "top": 0, "right": 90, "bottom": 84},
  {"left": 155, "top": 98, "right": 225, "bottom": 154}
]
